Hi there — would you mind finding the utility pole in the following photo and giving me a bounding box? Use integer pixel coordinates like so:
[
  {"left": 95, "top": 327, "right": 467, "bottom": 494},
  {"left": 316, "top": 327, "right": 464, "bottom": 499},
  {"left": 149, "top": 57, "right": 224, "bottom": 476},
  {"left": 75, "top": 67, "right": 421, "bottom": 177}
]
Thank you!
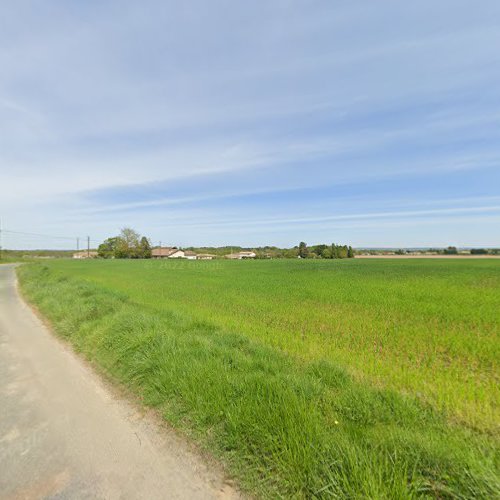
[
  {"left": 87, "top": 236, "right": 90, "bottom": 258},
  {"left": 77, "top": 237, "right": 80, "bottom": 253}
]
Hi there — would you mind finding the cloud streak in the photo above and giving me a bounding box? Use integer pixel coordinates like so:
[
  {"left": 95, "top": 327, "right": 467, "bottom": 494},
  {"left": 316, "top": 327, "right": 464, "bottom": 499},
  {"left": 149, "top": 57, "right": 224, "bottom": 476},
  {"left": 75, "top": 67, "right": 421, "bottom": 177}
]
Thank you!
[{"left": 0, "top": 1, "right": 499, "bottom": 248}]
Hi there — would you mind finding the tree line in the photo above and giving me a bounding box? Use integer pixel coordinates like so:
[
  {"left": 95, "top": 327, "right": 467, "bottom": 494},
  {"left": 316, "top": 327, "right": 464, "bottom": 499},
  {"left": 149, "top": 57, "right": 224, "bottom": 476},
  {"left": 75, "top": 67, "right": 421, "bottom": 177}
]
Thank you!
[
  {"left": 96, "top": 228, "right": 355, "bottom": 260},
  {"left": 297, "top": 242, "right": 354, "bottom": 259}
]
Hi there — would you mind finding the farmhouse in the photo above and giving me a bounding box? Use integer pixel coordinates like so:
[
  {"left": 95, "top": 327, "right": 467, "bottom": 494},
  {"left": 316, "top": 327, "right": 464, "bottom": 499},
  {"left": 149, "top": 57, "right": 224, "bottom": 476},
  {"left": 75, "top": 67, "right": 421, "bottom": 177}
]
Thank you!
[
  {"left": 151, "top": 247, "right": 185, "bottom": 259},
  {"left": 197, "top": 253, "right": 216, "bottom": 260},
  {"left": 183, "top": 251, "right": 198, "bottom": 260},
  {"left": 73, "top": 251, "right": 98, "bottom": 259},
  {"left": 225, "top": 251, "right": 256, "bottom": 260}
]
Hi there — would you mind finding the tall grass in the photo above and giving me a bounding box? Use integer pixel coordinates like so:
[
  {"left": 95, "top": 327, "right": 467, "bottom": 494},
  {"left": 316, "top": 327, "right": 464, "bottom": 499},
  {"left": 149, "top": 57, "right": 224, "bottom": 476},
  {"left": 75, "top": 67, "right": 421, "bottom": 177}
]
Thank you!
[{"left": 17, "top": 263, "right": 499, "bottom": 498}]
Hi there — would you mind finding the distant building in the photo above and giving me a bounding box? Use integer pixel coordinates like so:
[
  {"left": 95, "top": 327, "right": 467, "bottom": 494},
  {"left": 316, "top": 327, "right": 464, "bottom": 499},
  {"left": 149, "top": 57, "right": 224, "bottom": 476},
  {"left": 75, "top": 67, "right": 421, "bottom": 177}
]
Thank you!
[
  {"left": 169, "top": 249, "right": 185, "bottom": 258},
  {"left": 225, "top": 251, "right": 256, "bottom": 260},
  {"left": 151, "top": 247, "right": 185, "bottom": 259},
  {"left": 197, "top": 253, "right": 216, "bottom": 260},
  {"left": 183, "top": 251, "right": 198, "bottom": 260},
  {"left": 73, "top": 251, "right": 98, "bottom": 259}
]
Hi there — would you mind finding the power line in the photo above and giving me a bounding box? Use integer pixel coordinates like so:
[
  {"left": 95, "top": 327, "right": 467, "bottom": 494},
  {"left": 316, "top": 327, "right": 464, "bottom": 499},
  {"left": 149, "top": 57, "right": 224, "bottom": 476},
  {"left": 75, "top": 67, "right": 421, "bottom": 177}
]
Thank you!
[
  {"left": 2, "top": 229, "right": 101, "bottom": 244},
  {"left": 0, "top": 228, "right": 102, "bottom": 255},
  {"left": 2, "top": 229, "right": 76, "bottom": 241}
]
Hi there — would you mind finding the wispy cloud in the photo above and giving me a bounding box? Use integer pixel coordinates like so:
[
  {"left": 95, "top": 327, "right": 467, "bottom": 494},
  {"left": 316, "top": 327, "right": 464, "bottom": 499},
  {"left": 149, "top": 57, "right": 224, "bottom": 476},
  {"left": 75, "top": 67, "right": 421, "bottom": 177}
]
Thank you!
[{"left": 0, "top": 1, "right": 499, "bottom": 248}]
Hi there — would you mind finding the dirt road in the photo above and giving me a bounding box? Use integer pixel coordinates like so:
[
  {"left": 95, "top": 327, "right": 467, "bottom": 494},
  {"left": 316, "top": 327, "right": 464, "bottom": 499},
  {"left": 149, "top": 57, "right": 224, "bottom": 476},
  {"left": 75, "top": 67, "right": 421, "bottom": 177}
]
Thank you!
[{"left": 0, "top": 264, "right": 238, "bottom": 499}]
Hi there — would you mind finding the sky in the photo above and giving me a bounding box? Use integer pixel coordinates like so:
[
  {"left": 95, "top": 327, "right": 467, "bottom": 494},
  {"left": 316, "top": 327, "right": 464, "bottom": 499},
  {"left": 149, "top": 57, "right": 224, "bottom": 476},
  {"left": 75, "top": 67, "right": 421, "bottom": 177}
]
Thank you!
[{"left": 1, "top": 1, "right": 499, "bottom": 250}]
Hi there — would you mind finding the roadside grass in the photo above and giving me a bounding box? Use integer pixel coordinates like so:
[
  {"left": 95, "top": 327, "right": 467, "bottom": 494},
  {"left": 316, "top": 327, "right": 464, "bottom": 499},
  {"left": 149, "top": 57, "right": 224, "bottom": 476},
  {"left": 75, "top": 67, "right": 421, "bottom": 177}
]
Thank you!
[
  {"left": 17, "top": 263, "right": 499, "bottom": 498},
  {"left": 0, "top": 257, "right": 22, "bottom": 264}
]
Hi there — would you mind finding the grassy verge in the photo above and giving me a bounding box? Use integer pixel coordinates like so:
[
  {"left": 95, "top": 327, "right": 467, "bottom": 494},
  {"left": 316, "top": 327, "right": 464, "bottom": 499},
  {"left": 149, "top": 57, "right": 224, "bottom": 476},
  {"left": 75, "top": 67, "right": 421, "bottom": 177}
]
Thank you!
[
  {"left": 0, "top": 257, "right": 22, "bottom": 264},
  {"left": 18, "top": 263, "right": 499, "bottom": 498}
]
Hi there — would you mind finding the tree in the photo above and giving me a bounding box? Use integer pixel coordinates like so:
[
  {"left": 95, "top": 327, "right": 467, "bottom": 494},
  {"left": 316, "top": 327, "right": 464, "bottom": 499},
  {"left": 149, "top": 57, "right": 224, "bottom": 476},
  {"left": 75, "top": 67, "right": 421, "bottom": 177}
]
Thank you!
[
  {"left": 330, "top": 243, "right": 339, "bottom": 259},
  {"left": 338, "top": 245, "right": 348, "bottom": 259},
  {"left": 98, "top": 237, "right": 120, "bottom": 259},
  {"left": 284, "top": 247, "right": 299, "bottom": 258},
  {"left": 321, "top": 247, "right": 331, "bottom": 259},
  {"left": 347, "top": 246, "right": 354, "bottom": 258},
  {"left": 298, "top": 242, "right": 309, "bottom": 259},
  {"left": 98, "top": 228, "right": 151, "bottom": 259},
  {"left": 443, "top": 246, "right": 458, "bottom": 255},
  {"left": 138, "top": 237, "right": 152, "bottom": 258},
  {"left": 311, "top": 244, "right": 328, "bottom": 258},
  {"left": 118, "top": 227, "right": 141, "bottom": 258}
]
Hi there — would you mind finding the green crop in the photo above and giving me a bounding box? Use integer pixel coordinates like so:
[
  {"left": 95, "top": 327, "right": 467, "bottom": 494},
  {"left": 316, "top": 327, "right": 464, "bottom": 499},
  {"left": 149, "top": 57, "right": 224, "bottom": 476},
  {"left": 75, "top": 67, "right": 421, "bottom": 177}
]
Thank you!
[{"left": 17, "top": 259, "right": 500, "bottom": 498}]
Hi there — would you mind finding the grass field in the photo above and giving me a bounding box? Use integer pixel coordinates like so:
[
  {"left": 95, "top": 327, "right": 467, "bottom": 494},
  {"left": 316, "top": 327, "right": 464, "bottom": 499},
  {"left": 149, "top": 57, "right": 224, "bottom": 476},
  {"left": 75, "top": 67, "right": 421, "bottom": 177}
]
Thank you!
[{"left": 18, "top": 259, "right": 500, "bottom": 498}]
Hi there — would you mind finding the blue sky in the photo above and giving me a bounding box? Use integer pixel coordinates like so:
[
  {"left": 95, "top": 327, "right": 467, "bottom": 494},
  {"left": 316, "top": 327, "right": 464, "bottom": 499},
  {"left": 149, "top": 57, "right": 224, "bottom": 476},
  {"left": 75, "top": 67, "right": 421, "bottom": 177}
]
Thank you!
[{"left": 1, "top": 1, "right": 499, "bottom": 249}]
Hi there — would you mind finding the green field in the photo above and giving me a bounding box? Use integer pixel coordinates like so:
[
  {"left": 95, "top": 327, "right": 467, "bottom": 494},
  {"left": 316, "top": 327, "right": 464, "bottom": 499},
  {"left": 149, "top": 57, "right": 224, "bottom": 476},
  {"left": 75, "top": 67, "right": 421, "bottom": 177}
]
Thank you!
[{"left": 18, "top": 259, "right": 500, "bottom": 498}]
